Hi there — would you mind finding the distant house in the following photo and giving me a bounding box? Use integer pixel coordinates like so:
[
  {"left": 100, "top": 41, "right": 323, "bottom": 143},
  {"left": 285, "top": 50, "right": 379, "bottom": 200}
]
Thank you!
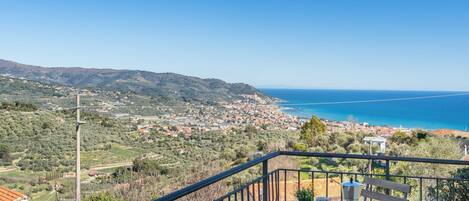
[
  {"left": 363, "top": 136, "right": 387, "bottom": 154},
  {"left": 0, "top": 186, "right": 29, "bottom": 201}
]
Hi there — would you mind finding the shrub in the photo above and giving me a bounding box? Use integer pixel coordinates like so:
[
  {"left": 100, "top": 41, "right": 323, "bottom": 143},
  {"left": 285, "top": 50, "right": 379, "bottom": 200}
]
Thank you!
[
  {"left": 292, "top": 143, "right": 308, "bottom": 152},
  {"left": 296, "top": 188, "right": 313, "bottom": 201},
  {"left": 221, "top": 148, "right": 237, "bottom": 161},
  {"left": 428, "top": 168, "right": 469, "bottom": 200},
  {"left": 84, "top": 192, "right": 124, "bottom": 201}
]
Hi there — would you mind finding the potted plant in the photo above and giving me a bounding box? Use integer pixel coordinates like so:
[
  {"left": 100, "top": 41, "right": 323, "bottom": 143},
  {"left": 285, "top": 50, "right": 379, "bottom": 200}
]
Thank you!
[{"left": 295, "top": 188, "right": 313, "bottom": 201}]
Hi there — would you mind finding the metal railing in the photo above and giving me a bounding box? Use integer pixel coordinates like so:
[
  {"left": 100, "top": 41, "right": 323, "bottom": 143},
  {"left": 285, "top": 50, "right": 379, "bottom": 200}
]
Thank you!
[
  {"left": 215, "top": 169, "right": 469, "bottom": 201},
  {"left": 155, "top": 151, "right": 469, "bottom": 201}
]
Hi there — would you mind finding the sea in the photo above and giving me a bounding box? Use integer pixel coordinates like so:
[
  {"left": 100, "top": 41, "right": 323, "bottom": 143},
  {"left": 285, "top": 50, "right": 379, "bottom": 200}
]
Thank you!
[{"left": 261, "top": 89, "right": 469, "bottom": 131}]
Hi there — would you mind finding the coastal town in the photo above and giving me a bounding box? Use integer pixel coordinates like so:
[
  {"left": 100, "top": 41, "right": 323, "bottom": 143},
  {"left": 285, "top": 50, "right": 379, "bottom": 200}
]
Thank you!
[
  {"left": 128, "top": 94, "right": 302, "bottom": 137},
  {"left": 123, "top": 93, "right": 416, "bottom": 139},
  {"left": 1, "top": 74, "right": 416, "bottom": 139}
]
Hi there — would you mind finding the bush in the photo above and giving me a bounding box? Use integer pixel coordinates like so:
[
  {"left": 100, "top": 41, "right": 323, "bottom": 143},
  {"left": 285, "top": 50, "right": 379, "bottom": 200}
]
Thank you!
[
  {"left": 292, "top": 143, "right": 308, "bottom": 152},
  {"left": 245, "top": 125, "right": 258, "bottom": 134},
  {"left": 0, "top": 144, "right": 12, "bottom": 164},
  {"left": 296, "top": 188, "right": 313, "bottom": 201},
  {"left": 0, "top": 101, "right": 38, "bottom": 112},
  {"left": 84, "top": 192, "right": 124, "bottom": 201},
  {"left": 428, "top": 168, "right": 469, "bottom": 200},
  {"left": 221, "top": 148, "right": 237, "bottom": 161},
  {"left": 235, "top": 146, "right": 249, "bottom": 159}
]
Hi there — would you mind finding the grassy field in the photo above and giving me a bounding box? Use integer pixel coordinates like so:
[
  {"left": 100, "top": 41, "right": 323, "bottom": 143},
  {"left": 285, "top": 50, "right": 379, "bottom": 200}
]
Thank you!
[
  {"left": 81, "top": 144, "right": 144, "bottom": 168},
  {"left": 32, "top": 191, "right": 56, "bottom": 201}
]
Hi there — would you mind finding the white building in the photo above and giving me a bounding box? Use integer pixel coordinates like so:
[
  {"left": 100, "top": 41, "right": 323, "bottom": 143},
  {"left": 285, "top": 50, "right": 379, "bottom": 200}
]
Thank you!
[{"left": 363, "top": 136, "right": 387, "bottom": 154}]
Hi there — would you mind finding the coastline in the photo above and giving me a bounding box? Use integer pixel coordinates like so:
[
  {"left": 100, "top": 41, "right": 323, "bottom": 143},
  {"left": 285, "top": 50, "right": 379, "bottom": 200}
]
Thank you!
[
  {"left": 263, "top": 88, "right": 469, "bottom": 132},
  {"left": 271, "top": 99, "right": 469, "bottom": 138}
]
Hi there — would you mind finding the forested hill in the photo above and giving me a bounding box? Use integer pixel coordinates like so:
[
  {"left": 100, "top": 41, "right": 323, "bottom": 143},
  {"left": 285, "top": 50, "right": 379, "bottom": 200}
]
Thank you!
[{"left": 0, "top": 59, "right": 265, "bottom": 103}]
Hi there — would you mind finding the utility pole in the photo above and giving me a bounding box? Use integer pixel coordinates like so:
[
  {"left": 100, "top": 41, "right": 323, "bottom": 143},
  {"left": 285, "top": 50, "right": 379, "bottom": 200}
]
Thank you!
[
  {"left": 75, "top": 93, "right": 85, "bottom": 201},
  {"left": 368, "top": 143, "right": 372, "bottom": 174}
]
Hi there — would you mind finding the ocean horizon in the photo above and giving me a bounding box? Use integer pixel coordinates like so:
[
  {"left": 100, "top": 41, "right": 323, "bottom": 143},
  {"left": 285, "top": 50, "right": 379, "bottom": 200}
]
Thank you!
[{"left": 261, "top": 88, "right": 469, "bottom": 131}]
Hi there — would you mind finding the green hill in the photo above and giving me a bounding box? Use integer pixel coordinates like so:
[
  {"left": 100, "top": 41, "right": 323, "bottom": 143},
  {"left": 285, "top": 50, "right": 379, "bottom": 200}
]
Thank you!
[{"left": 0, "top": 59, "right": 265, "bottom": 103}]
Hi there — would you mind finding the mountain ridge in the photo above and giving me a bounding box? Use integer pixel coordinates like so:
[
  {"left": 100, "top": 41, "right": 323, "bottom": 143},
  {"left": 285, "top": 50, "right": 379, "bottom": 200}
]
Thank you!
[{"left": 0, "top": 59, "right": 266, "bottom": 103}]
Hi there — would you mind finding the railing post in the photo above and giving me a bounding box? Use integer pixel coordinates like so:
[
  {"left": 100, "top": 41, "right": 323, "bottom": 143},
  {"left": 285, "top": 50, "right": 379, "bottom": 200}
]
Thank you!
[
  {"left": 385, "top": 159, "right": 391, "bottom": 195},
  {"left": 262, "top": 160, "right": 269, "bottom": 201},
  {"left": 385, "top": 160, "right": 390, "bottom": 180}
]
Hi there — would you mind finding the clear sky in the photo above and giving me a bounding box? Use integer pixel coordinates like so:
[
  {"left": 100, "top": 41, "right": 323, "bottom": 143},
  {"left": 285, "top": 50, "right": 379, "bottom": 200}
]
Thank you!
[{"left": 1, "top": 0, "right": 469, "bottom": 91}]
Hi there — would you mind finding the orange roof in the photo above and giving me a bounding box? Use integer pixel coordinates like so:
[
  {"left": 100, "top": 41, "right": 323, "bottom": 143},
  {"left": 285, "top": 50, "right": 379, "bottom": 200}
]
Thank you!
[{"left": 0, "top": 186, "right": 27, "bottom": 201}]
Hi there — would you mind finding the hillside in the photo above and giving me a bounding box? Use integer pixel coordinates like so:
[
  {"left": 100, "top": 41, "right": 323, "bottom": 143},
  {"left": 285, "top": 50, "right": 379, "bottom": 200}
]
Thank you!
[
  {"left": 0, "top": 59, "right": 265, "bottom": 103},
  {"left": 0, "top": 75, "right": 71, "bottom": 98}
]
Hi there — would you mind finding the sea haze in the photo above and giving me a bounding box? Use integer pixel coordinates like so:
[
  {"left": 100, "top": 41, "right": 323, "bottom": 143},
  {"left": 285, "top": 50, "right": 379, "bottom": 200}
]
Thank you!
[{"left": 261, "top": 89, "right": 469, "bottom": 130}]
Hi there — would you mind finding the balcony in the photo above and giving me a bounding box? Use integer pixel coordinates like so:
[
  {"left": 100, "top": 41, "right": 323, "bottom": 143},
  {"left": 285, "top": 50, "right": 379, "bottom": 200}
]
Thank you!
[{"left": 155, "top": 151, "right": 469, "bottom": 201}]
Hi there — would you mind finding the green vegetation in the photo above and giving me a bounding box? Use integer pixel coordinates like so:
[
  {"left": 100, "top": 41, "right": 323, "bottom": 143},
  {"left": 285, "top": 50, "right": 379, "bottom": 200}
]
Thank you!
[
  {"left": 296, "top": 188, "right": 314, "bottom": 201},
  {"left": 84, "top": 192, "right": 124, "bottom": 201},
  {"left": 0, "top": 105, "right": 133, "bottom": 172},
  {"left": 299, "top": 116, "right": 326, "bottom": 147},
  {"left": 0, "top": 76, "right": 67, "bottom": 98},
  {"left": 1, "top": 108, "right": 465, "bottom": 201},
  {"left": 284, "top": 116, "right": 464, "bottom": 201},
  {"left": 428, "top": 168, "right": 469, "bottom": 200},
  {"left": 0, "top": 59, "right": 265, "bottom": 103},
  {"left": 0, "top": 144, "right": 12, "bottom": 166},
  {"left": 132, "top": 157, "right": 169, "bottom": 176},
  {"left": 0, "top": 100, "right": 298, "bottom": 200},
  {"left": 81, "top": 144, "right": 142, "bottom": 168},
  {"left": 0, "top": 101, "right": 38, "bottom": 112},
  {"left": 9, "top": 63, "right": 460, "bottom": 200}
]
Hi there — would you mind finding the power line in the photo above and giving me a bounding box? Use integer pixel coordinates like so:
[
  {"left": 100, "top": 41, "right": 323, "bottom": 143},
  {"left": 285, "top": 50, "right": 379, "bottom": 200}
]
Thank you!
[
  {"left": 280, "top": 92, "right": 469, "bottom": 106},
  {"left": 46, "top": 92, "right": 469, "bottom": 111}
]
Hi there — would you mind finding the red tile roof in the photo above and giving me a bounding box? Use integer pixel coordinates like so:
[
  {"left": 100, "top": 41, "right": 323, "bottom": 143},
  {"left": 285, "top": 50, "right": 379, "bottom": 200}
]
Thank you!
[{"left": 0, "top": 186, "right": 27, "bottom": 201}]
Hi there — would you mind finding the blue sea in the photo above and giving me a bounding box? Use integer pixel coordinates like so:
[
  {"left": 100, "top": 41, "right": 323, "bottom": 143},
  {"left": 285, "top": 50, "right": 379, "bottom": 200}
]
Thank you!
[{"left": 261, "top": 89, "right": 469, "bottom": 130}]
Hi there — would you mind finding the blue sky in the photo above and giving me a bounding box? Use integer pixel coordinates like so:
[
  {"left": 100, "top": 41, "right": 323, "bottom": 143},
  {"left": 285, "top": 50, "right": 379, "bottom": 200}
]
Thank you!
[{"left": 1, "top": 0, "right": 469, "bottom": 91}]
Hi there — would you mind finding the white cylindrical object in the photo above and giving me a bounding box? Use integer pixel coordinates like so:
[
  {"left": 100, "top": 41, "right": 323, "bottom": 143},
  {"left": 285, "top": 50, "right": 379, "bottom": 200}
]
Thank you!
[{"left": 341, "top": 180, "right": 362, "bottom": 201}]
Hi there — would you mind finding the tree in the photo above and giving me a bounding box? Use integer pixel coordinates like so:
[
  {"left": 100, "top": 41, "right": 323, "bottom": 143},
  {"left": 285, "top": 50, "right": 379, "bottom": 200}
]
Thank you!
[
  {"left": 0, "top": 144, "right": 12, "bottom": 165},
  {"left": 244, "top": 125, "right": 258, "bottom": 134},
  {"left": 391, "top": 138, "right": 462, "bottom": 182},
  {"left": 428, "top": 168, "right": 469, "bottom": 200},
  {"left": 221, "top": 148, "right": 237, "bottom": 161},
  {"left": 235, "top": 146, "right": 249, "bottom": 159},
  {"left": 300, "top": 116, "right": 326, "bottom": 147},
  {"left": 413, "top": 130, "right": 429, "bottom": 140},
  {"left": 132, "top": 157, "right": 166, "bottom": 176},
  {"left": 389, "top": 131, "right": 418, "bottom": 145},
  {"left": 292, "top": 143, "right": 308, "bottom": 152},
  {"left": 0, "top": 101, "right": 38, "bottom": 112},
  {"left": 256, "top": 140, "right": 267, "bottom": 151}
]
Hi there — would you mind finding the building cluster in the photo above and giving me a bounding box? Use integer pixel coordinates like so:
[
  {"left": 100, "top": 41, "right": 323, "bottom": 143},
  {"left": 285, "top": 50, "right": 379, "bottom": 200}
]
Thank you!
[
  {"left": 131, "top": 94, "right": 301, "bottom": 137},
  {"left": 324, "top": 120, "right": 412, "bottom": 137},
  {"left": 128, "top": 94, "right": 418, "bottom": 139}
]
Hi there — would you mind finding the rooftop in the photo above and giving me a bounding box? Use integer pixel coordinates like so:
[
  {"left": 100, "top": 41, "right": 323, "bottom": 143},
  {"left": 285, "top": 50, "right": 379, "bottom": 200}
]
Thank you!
[{"left": 0, "top": 186, "right": 28, "bottom": 201}]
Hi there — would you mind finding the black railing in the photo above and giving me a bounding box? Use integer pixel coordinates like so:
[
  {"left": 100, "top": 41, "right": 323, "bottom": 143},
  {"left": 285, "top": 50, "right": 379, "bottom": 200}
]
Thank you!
[
  {"left": 155, "top": 151, "right": 469, "bottom": 201},
  {"left": 215, "top": 169, "right": 469, "bottom": 201}
]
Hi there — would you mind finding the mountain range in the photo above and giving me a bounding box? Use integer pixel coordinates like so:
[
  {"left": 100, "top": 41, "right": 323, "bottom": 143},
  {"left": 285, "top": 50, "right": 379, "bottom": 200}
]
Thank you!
[{"left": 0, "top": 59, "right": 264, "bottom": 103}]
